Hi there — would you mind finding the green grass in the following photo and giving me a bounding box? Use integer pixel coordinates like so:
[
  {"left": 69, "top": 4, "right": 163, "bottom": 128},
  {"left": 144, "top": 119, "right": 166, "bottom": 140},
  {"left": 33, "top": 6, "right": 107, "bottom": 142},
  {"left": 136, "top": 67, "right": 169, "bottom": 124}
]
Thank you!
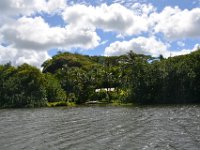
[
  {"left": 47, "top": 101, "right": 76, "bottom": 107},
  {"left": 110, "top": 100, "right": 133, "bottom": 106},
  {"left": 47, "top": 99, "right": 134, "bottom": 107}
]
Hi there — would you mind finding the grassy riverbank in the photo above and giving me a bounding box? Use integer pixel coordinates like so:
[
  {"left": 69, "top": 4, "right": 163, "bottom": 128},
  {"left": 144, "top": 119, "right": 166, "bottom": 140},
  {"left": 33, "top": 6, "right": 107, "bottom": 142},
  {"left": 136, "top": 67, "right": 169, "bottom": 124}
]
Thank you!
[
  {"left": 47, "top": 101, "right": 76, "bottom": 107},
  {"left": 47, "top": 100, "right": 133, "bottom": 107}
]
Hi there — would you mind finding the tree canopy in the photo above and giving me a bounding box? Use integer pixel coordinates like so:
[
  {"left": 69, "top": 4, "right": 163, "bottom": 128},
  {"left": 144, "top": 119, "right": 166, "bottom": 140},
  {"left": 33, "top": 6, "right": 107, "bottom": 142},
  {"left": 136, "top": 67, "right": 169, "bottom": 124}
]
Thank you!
[{"left": 1, "top": 48, "right": 200, "bottom": 108}]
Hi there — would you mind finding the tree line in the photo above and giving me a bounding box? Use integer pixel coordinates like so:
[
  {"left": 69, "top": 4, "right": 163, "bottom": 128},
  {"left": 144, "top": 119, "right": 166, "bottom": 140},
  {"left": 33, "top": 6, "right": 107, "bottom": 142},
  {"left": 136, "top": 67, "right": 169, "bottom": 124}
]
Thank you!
[
  {"left": 0, "top": 49, "right": 200, "bottom": 108},
  {"left": 128, "top": 49, "right": 200, "bottom": 104}
]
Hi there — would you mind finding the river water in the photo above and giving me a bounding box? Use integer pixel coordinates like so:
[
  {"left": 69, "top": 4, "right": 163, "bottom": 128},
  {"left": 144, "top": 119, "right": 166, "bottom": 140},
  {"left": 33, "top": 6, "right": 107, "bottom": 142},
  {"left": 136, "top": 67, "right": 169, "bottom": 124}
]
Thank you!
[{"left": 0, "top": 105, "right": 200, "bottom": 150}]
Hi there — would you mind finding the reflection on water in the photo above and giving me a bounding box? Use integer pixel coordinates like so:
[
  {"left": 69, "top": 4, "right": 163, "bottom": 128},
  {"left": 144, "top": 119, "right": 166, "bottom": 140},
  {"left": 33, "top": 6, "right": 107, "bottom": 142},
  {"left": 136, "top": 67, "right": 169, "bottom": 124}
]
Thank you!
[{"left": 0, "top": 106, "right": 200, "bottom": 150}]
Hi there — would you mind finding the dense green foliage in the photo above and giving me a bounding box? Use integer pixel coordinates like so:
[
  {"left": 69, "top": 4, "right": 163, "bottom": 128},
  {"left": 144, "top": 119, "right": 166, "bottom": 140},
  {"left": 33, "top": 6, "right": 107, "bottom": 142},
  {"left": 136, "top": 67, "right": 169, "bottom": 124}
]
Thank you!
[
  {"left": 0, "top": 64, "right": 47, "bottom": 107},
  {"left": 128, "top": 50, "right": 200, "bottom": 104},
  {"left": 44, "top": 73, "right": 66, "bottom": 102},
  {"left": 1, "top": 49, "right": 200, "bottom": 108},
  {"left": 42, "top": 52, "right": 132, "bottom": 104}
]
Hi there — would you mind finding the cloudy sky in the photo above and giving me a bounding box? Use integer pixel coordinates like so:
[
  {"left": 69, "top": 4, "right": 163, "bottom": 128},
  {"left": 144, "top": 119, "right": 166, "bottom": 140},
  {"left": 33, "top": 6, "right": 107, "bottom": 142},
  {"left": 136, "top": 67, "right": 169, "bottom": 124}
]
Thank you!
[{"left": 0, "top": 0, "right": 200, "bottom": 67}]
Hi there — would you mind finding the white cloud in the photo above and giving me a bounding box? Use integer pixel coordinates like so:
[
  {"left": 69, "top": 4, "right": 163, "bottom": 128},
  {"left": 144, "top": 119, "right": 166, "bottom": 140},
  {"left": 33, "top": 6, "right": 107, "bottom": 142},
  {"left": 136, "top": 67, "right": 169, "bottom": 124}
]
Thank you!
[
  {"left": 44, "top": 0, "right": 67, "bottom": 13},
  {"left": 62, "top": 3, "right": 151, "bottom": 35},
  {"left": 1, "top": 16, "right": 100, "bottom": 50},
  {"left": 0, "top": 15, "right": 100, "bottom": 67},
  {"left": 113, "top": 0, "right": 148, "bottom": 8},
  {"left": 131, "top": 3, "right": 155, "bottom": 15},
  {"left": 177, "top": 41, "right": 185, "bottom": 47},
  {"left": 0, "top": 0, "right": 200, "bottom": 68},
  {"left": 100, "top": 40, "right": 108, "bottom": 45},
  {"left": 170, "top": 44, "right": 199, "bottom": 57},
  {"left": 116, "top": 34, "right": 125, "bottom": 39},
  {"left": 62, "top": 3, "right": 200, "bottom": 39},
  {"left": 104, "top": 37, "right": 169, "bottom": 57},
  {"left": 105, "top": 37, "right": 199, "bottom": 57},
  {"left": 152, "top": 7, "right": 200, "bottom": 39},
  {"left": 0, "top": 45, "right": 50, "bottom": 68},
  {"left": 0, "top": 0, "right": 66, "bottom": 16}
]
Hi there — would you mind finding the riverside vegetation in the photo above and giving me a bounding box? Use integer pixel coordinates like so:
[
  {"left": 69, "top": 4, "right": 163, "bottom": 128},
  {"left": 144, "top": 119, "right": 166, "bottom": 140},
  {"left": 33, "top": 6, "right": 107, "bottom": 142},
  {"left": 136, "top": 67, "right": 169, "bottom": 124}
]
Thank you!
[{"left": 1, "top": 49, "right": 200, "bottom": 108}]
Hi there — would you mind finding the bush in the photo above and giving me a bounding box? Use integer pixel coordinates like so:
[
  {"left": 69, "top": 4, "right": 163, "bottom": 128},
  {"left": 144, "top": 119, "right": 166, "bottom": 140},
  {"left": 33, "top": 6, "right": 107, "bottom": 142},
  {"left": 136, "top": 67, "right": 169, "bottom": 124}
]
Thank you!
[
  {"left": 0, "top": 64, "right": 47, "bottom": 108},
  {"left": 44, "top": 73, "right": 67, "bottom": 102}
]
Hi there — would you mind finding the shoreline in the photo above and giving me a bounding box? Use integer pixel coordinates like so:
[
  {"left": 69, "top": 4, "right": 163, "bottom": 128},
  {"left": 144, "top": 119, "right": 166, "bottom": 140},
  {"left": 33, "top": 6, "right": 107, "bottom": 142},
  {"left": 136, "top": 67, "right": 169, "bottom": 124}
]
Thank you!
[{"left": 1, "top": 101, "right": 200, "bottom": 109}]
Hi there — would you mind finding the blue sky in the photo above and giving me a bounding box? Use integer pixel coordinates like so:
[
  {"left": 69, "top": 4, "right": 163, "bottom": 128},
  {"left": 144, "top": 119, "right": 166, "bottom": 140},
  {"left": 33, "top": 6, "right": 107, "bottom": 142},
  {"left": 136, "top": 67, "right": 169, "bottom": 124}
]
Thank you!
[{"left": 0, "top": 0, "right": 200, "bottom": 67}]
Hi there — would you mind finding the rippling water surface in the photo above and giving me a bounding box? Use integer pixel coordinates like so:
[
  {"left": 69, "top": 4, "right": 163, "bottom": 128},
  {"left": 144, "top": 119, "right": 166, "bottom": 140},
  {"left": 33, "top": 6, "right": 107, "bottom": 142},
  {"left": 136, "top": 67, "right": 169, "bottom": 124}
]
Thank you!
[{"left": 0, "top": 105, "right": 200, "bottom": 150}]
